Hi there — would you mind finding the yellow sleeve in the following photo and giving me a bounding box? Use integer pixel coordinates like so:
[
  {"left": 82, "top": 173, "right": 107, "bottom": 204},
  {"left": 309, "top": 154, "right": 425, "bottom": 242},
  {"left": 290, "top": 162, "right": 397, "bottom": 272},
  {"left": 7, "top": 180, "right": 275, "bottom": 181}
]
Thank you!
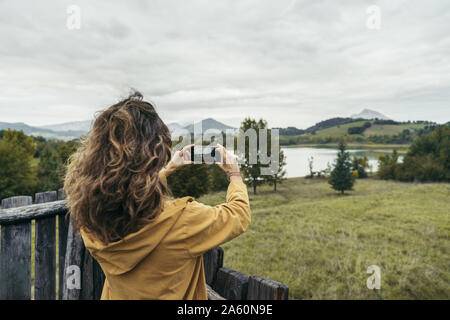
[{"left": 182, "top": 180, "right": 251, "bottom": 257}]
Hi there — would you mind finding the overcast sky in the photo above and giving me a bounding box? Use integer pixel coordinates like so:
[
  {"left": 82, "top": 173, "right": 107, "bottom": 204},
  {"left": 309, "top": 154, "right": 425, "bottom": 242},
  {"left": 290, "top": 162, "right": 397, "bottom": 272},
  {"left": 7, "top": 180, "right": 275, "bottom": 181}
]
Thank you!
[{"left": 0, "top": 0, "right": 449, "bottom": 129}]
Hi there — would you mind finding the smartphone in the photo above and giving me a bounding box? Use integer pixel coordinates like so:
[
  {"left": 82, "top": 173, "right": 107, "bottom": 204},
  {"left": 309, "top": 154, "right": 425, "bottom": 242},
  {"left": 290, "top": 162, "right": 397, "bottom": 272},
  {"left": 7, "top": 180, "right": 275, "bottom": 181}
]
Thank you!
[{"left": 190, "top": 146, "right": 221, "bottom": 164}]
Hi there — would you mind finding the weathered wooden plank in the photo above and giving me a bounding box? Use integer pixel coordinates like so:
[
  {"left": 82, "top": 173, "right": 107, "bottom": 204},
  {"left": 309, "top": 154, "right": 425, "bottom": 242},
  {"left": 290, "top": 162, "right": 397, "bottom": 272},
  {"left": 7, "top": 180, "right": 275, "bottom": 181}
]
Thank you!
[
  {"left": 34, "top": 191, "right": 58, "bottom": 300},
  {"left": 58, "top": 213, "right": 69, "bottom": 300},
  {"left": 0, "top": 200, "right": 67, "bottom": 225},
  {"left": 212, "top": 267, "right": 248, "bottom": 300},
  {"left": 247, "top": 276, "right": 289, "bottom": 300},
  {"left": 92, "top": 257, "right": 106, "bottom": 300},
  {"left": 206, "top": 284, "right": 226, "bottom": 300},
  {"left": 0, "top": 221, "right": 32, "bottom": 299},
  {"left": 80, "top": 248, "right": 94, "bottom": 300},
  {"left": 0, "top": 195, "right": 33, "bottom": 299},
  {"left": 58, "top": 188, "right": 66, "bottom": 200},
  {"left": 62, "top": 217, "right": 85, "bottom": 300},
  {"left": 1, "top": 196, "right": 32, "bottom": 209},
  {"left": 35, "top": 191, "right": 57, "bottom": 204},
  {"left": 35, "top": 216, "right": 56, "bottom": 300},
  {"left": 203, "top": 246, "right": 224, "bottom": 286}
]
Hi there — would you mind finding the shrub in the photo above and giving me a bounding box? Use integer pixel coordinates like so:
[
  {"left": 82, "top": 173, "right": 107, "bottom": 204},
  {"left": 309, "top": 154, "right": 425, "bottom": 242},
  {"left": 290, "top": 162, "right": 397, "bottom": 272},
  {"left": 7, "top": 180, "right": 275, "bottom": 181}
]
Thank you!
[
  {"left": 352, "top": 156, "right": 369, "bottom": 178},
  {"left": 167, "top": 164, "right": 211, "bottom": 198}
]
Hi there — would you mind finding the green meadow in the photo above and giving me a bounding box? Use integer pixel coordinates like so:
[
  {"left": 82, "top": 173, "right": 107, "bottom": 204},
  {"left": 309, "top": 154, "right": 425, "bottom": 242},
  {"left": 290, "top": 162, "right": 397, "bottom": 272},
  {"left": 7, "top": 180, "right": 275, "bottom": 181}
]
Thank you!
[
  {"left": 198, "top": 177, "right": 450, "bottom": 299},
  {"left": 308, "top": 121, "right": 427, "bottom": 138}
]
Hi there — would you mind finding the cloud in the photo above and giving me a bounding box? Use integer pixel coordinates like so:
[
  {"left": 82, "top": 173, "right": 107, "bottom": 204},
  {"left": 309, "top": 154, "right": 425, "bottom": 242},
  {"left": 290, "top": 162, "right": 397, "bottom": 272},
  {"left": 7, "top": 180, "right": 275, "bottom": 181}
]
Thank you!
[{"left": 0, "top": 0, "right": 449, "bottom": 128}]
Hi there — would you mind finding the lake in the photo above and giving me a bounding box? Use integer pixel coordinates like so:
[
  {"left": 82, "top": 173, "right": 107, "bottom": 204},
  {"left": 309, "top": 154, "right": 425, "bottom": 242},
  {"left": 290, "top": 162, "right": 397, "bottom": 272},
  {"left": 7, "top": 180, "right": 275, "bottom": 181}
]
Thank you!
[{"left": 282, "top": 147, "right": 404, "bottom": 178}]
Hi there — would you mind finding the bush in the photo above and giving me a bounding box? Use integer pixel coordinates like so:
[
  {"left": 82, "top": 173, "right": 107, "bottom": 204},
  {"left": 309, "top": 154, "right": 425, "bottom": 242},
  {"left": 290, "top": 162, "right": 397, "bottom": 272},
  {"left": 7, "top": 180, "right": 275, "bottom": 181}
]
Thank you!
[
  {"left": 167, "top": 164, "right": 212, "bottom": 198},
  {"left": 377, "top": 150, "right": 400, "bottom": 180},
  {"left": 352, "top": 156, "right": 369, "bottom": 178},
  {"left": 209, "top": 165, "right": 229, "bottom": 192}
]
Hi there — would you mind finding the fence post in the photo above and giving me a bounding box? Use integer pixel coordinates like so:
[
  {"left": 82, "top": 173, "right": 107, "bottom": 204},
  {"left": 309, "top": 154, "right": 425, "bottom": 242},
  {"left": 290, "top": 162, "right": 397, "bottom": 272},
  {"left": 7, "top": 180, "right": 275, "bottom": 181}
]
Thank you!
[
  {"left": 1, "top": 196, "right": 32, "bottom": 209},
  {"left": 247, "top": 275, "right": 289, "bottom": 300},
  {"left": 203, "top": 247, "right": 224, "bottom": 287},
  {"left": 0, "top": 196, "right": 33, "bottom": 299},
  {"left": 213, "top": 267, "right": 249, "bottom": 300},
  {"left": 62, "top": 217, "right": 85, "bottom": 300},
  {"left": 57, "top": 188, "right": 68, "bottom": 299},
  {"left": 58, "top": 188, "right": 66, "bottom": 201},
  {"left": 34, "top": 191, "right": 57, "bottom": 300}
]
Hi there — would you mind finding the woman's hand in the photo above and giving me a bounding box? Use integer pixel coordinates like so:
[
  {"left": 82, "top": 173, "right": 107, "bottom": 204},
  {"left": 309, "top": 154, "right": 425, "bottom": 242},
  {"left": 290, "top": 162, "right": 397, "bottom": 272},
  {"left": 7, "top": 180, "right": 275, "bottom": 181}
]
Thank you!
[
  {"left": 216, "top": 145, "right": 242, "bottom": 181},
  {"left": 162, "top": 144, "right": 193, "bottom": 176}
]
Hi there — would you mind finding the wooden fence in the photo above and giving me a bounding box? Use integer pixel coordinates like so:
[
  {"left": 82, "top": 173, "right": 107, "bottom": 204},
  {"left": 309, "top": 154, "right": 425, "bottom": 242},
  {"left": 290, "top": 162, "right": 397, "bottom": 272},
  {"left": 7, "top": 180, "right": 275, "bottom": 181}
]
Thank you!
[{"left": 0, "top": 190, "right": 289, "bottom": 300}]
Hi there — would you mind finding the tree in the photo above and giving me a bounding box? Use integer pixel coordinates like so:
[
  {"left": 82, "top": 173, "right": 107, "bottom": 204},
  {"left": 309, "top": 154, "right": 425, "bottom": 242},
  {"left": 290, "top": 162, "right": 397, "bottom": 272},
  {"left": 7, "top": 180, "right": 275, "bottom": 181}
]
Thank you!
[
  {"left": 55, "top": 139, "right": 80, "bottom": 182},
  {"left": 37, "top": 144, "right": 62, "bottom": 191},
  {"left": 377, "top": 150, "right": 399, "bottom": 180},
  {"left": 266, "top": 147, "right": 286, "bottom": 192},
  {"left": 328, "top": 140, "right": 355, "bottom": 194},
  {"left": 394, "top": 125, "right": 449, "bottom": 182},
  {"left": 238, "top": 118, "right": 269, "bottom": 195},
  {"left": 0, "top": 130, "right": 37, "bottom": 200}
]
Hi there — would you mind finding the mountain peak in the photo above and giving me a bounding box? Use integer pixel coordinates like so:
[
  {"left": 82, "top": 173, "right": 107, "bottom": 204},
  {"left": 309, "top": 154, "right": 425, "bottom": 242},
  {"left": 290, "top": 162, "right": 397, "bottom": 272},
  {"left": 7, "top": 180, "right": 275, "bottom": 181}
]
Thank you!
[
  {"left": 351, "top": 109, "right": 391, "bottom": 120},
  {"left": 183, "top": 118, "right": 236, "bottom": 134}
]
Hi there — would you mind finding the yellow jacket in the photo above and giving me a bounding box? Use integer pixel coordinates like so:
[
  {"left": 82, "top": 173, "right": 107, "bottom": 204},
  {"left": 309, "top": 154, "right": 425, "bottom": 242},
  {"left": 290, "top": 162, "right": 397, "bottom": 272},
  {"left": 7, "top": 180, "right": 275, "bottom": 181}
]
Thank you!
[{"left": 81, "top": 173, "right": 250, "bottom": 300}]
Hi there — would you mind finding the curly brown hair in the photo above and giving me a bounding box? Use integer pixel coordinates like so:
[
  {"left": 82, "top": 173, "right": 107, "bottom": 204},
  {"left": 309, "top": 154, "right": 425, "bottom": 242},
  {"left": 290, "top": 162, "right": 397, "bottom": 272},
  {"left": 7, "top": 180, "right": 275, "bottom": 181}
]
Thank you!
[{"left": 64, "top": 91, "right": 172, "bottom": 243}]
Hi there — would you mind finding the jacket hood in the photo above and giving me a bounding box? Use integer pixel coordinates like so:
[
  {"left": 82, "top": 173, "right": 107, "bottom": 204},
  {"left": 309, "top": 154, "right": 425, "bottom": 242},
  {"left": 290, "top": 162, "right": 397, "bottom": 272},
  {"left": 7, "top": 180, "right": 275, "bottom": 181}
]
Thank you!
[{"left": 81, "top": 197, "right": 193, "bottom": 276}]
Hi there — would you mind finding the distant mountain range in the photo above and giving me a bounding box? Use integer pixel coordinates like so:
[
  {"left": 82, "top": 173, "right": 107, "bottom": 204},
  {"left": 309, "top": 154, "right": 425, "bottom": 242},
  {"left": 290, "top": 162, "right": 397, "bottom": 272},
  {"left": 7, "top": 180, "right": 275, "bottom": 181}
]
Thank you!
[
  {"left": 1, "top": 109, "right": 437, "bottom": 141},
  {"left": 0, "top": 122, "right": 87, "bottom": 141},
  {"left": 39, "top": 120, "right": 94, "bottom": 133},
  {"left": 0, "top": 118, "right": 237, "bottom": 141}
]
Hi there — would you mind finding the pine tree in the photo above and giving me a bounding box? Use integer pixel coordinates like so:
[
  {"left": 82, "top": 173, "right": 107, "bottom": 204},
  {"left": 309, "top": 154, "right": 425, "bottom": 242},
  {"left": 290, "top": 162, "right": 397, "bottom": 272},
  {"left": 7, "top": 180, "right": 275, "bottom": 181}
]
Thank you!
[
  {"left": 328, "top": 140, "right": 355, "bottom": 194},
  {"left": 238, "top": 118, "right": 268, "bottom": 195}
]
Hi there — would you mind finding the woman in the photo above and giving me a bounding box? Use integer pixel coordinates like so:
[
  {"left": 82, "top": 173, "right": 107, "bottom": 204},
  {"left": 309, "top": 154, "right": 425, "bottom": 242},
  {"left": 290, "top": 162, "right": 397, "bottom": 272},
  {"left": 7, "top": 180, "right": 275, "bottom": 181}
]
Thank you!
[{"left": 63, "top": 91, "right": 250, "bottom": 300}]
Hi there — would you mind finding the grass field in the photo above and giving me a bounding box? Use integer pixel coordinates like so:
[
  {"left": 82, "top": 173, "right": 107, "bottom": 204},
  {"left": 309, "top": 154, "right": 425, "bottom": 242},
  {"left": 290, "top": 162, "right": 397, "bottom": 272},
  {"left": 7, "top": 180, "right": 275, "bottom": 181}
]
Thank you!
[
  {"left": 305, "top": 121, "right": 427, "bottom": 138},
  {"left": 312, "top": 120, "right": 368, "bottom": 137},
  {"left": 364, "top": 124, "right": 427, "bottom": 136},
  {"left": 198, "top": 178, "right": 450, "bottom": 299}
]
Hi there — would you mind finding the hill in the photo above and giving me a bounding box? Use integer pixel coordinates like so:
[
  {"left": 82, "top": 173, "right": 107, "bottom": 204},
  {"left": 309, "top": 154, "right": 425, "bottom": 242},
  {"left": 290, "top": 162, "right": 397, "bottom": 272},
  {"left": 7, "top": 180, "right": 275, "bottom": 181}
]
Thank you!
[
  {"left": 304, "top": 117, "right": 360, "bottom": 134},
  {"left": 278, "top": 118, "right": 440, "bottom": 146},
  {"left": 0, "top": 122, "right": 84, "bottom": 141}
]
